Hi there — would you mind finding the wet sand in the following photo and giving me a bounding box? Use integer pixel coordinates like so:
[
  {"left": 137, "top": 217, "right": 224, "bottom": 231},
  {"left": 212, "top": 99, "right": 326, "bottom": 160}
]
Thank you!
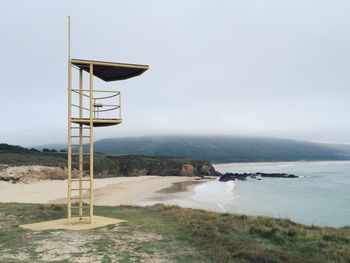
[{"left": 137, "top": 179, "right": 208, "bottom": 209}]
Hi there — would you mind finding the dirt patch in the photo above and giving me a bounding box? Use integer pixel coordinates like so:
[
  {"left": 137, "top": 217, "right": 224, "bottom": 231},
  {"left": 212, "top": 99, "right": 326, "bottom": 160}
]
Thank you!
[
  {"left": 138, "top": 253, "right": 171, "bottom": 263},
  {"left": 0, "top": 251, "right": 31, "bottom": 261},
  {"left": 1, "top": 224, "right": 170, "bottom": 262},
  {"left": 72, "top": 255, "right": 104, "bottom": 263},
  {"left": 82, "top": 225, "right": 170, "bottom": 262},
  {"left": 34, "top": 230, "right": 100, "bottom": 262}
]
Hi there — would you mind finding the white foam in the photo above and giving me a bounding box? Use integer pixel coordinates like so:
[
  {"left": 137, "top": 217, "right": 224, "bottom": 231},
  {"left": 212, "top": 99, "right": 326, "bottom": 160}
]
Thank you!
[{"left": 226, "top": 180, "right": 236, "bottom": 192}]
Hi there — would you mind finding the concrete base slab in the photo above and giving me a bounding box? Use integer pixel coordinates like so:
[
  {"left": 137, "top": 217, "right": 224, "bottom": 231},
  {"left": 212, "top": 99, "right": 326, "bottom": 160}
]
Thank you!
[{"left": 20, "top": 216, "right": 126, "bottom": 231}]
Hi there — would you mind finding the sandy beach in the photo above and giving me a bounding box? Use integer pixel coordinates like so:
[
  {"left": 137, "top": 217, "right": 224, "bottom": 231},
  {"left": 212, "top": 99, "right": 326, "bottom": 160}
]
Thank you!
[{"left": 0, "top": 176, "right": 197, "bottom": 206}]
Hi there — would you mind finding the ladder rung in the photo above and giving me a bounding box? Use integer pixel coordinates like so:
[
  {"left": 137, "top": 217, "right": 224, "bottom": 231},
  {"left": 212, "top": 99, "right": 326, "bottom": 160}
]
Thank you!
[
  {"left": 71, "top": 188, "right": 89, "bottom": 191},
  {"left": 71, "top": 180, "right": 89, "bottom": 182},
  {"left": 71, "top": 179, "right": 90, "bottom": 181},
  {"left": 71, "top": 153, "right": 90, "bottom": 155},
  {"left": 71, "top": 206, "right": 89, "bottom": 209},
  {"left": 71, "top": 136, "right": 90, "bottom": 138}
]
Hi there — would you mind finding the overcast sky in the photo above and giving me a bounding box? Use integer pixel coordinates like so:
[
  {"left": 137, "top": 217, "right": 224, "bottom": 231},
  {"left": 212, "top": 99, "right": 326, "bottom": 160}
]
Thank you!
[{"left": 1, "top": 0, "right": 350, "bottom": 146}]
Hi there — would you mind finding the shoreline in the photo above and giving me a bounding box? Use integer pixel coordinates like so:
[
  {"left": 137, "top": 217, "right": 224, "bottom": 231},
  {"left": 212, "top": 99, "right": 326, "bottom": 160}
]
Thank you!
[{"left": 137, "top": 180, "right": 204, "bottom": 208}]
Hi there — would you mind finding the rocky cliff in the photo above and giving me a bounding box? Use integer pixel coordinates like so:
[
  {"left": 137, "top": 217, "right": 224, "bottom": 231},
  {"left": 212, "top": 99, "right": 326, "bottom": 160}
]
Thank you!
[
  {"left": 0, "top": 145, "right": 217, "bottom": 182},
  {"left": 90, "top": 155, "right": 216, "bottom": 178}
]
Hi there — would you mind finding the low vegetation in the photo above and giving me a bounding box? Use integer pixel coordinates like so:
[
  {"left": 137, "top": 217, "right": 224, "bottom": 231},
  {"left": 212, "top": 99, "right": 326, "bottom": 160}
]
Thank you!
[{"left": 0, "top": 203, "right": 349, "bottom": 262}]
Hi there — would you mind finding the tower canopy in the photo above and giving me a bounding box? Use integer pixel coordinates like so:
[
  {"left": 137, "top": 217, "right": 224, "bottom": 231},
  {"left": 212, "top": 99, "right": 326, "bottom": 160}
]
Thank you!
[{"left": 71, "top": 58, "right": 149, "bottom": 82}]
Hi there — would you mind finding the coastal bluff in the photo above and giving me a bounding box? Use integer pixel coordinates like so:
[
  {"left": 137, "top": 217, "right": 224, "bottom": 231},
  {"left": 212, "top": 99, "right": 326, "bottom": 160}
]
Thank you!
[
  {"left": 91, "top": 155, "right": 216, "bottom": 178},
  {"left": 0, "top": 143, "right": 217, "bottom": 182}
]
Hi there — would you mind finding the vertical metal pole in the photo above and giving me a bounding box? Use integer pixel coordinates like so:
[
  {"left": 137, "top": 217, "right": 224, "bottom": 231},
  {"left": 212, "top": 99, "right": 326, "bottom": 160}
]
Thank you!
[
  {"left": 93, "top": 99, "right": 96, "bottom": 119},
  {"left": 78, "top": 69, "right": 83, "bottom": 218},
  {"left": 119, "top": 92, "right": 121, "bottom": 119},
  {"left": 89, "top": 63, "right": 94, "bottom": 223},
  {"left": 67, "top": 16, "right": 72, "bottom": 224}
]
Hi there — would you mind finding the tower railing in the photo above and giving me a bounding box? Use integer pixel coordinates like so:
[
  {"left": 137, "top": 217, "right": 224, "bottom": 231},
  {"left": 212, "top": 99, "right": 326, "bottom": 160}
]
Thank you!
[
  {"left": 68, "top": 88, "right": 122, "bottom": 224},
  {"left": 71, "top": 89, "right": 121, "bottom": 120}
]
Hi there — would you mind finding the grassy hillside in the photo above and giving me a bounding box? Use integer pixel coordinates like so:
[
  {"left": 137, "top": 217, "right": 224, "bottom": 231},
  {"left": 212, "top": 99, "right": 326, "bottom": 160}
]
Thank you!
[
  {"left": 89, "top": 136, "right": 350, "bottom": 163},
  {"left": 0, "top": 143, "right": 68, "bottom": 167},
  {"left": 0, "top": 143, "right": 216, "bottom": 177},
  {"left": 0, "top": 203, "right": 349, "bottom": 263}
]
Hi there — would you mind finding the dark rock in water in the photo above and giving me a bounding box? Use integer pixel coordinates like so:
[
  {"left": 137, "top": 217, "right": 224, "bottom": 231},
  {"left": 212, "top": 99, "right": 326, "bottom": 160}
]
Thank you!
[
  {"left": 219, "top": 172, "right": 298, "bottom": 182},
  {"left": 215, "top": 171, "right": 223, "bottom": 177},
  {"left": 257, "top": 172, "right": 298, "bottom": 178}
]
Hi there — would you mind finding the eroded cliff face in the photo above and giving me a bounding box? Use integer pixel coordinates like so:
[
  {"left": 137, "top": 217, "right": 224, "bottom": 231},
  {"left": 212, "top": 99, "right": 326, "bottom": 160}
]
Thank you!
[
  {"left": 180, "top": 164, "right": 195, "bottom": 176},
  {"left": 179, "top": 163, "right": 215, "bottom": 177}
]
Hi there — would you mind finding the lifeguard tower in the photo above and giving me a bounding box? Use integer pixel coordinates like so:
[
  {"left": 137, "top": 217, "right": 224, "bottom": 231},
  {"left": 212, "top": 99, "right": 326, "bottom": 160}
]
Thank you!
[
  {"left": 19, "top": 17, "right": 148, "bottom": 231},
  {"left": 66, "top": 17, "right": 148, "bottom": 224}
]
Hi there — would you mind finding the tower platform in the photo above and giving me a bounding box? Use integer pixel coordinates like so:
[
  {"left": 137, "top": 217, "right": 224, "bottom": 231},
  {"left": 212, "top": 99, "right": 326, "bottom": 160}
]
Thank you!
[{"left": 71, "top": 118, "right": 122, "bottom": 127}]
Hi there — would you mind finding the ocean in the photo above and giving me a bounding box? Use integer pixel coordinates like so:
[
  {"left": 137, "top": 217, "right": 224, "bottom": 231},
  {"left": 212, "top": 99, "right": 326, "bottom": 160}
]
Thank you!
[{"left": 141, "top": 161, "right": 350, "bottom": 228}]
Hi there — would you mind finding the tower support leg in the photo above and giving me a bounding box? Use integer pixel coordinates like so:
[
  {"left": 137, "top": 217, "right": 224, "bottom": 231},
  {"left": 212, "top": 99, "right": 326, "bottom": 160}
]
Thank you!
[
  {"left": 67, "top": 58, "right": 72, "bottom": 224},
  {"left": 78, "top": 69, "right": 83, "bottom": 218},
  {"left": 89, "top": 63, "right": 94, "bottom": 224}
]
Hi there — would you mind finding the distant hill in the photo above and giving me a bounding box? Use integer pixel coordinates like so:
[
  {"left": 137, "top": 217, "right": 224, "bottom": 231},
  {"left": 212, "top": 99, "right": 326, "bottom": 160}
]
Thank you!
[{"left": 87, "top": 136, "right": 350, "bottom": 163}]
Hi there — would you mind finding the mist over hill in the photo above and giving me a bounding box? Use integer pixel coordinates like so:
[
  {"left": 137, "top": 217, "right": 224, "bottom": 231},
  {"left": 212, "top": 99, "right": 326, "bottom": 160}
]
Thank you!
[{"left": 88, "top": 136, "right": 350, "bottom": 163}]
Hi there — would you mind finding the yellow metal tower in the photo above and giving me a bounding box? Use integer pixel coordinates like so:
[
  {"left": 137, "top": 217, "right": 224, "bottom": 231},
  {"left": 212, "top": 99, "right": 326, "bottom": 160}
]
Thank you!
[{"left": 66, "top": 17, "right": 148, "bottom": 224}]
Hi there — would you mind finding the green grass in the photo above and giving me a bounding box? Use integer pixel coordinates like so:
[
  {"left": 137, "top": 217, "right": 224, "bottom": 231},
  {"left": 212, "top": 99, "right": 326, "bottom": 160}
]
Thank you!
[{"left": 0, "top": 203, "right": 349, "bottom": 262}]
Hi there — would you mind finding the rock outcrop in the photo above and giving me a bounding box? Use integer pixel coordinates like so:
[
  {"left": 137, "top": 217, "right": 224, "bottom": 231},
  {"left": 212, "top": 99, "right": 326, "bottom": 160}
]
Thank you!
[
  {"left": 219, "top": 172, "right": 298, "bottom": 182},
  {"left": 0, "top": 165, "right": 69, "bottom": 183}
]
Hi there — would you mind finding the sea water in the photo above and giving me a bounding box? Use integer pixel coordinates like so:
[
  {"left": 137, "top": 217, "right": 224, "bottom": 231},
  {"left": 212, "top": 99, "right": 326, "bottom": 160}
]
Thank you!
[
  {"left": 209, "top": 161, "right": 350, "bottom": 227},
  {"left": 141, "top": 161, "right": 350, "bottom": 227}
]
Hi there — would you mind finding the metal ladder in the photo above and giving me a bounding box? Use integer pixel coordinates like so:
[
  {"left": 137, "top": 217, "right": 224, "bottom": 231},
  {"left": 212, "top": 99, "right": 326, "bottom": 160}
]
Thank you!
[
  {"left": 67, "top": 61, "right": 95, "bottom": 224},
  {"left": 67, "top": 123, "right": 92, "bottom": 222}
]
